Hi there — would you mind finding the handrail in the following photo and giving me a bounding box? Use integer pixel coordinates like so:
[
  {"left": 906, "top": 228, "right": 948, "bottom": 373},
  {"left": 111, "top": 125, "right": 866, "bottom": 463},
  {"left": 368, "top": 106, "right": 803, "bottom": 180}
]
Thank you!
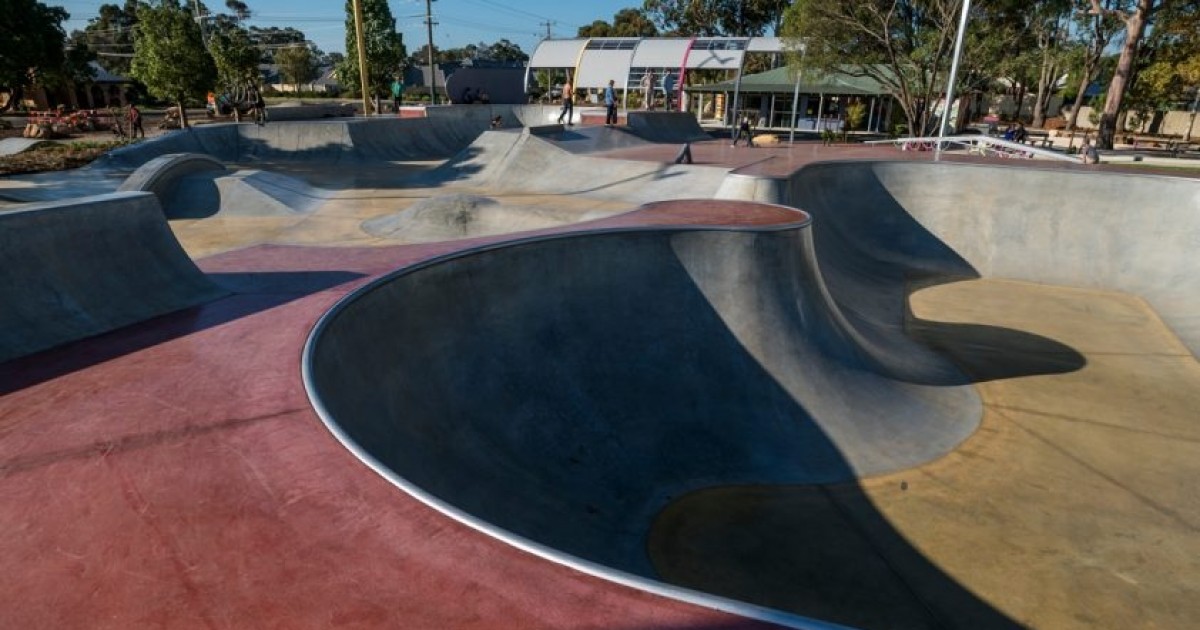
[{"left": 865, "top": 135, "right": 1082, "bottom": 163}]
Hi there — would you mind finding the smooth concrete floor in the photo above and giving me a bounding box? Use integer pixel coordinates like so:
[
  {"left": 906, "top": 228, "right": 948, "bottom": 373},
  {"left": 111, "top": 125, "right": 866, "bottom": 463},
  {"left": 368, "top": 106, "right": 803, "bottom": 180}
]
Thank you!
[
  {"left": 649, "top": 278, "right": 1200, "bottom": 629},
  {"left": 4, "top": 143, "right": 1198, "bottom": 628}
]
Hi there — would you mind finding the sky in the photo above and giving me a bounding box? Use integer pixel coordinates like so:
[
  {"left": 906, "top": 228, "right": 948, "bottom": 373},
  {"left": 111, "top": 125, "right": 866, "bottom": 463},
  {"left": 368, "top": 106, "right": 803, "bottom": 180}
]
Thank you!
[{"left": 54, "top": 0, "right": 641, "bottom": 59}]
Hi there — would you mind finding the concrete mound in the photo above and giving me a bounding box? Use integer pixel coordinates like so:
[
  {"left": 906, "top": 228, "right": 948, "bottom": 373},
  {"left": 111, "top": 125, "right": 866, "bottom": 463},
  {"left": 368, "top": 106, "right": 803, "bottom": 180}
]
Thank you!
[
  {"left": 626, "top": 111, "right": 712, "bottom": 143},
  {"left": 425, "top": 131, "right": 731, "bottom": 202},
  {"left": 362, "top": 193, "right": 600, "bottom": 242},
  {"left": 305, "top": 204, "right": 982, "bottom": 596},
  {"left": 0, "top": 192, "right": 225, "bottom": 362},
  {"left": 161, "top": 169, "right": 327, "bottom": 219}
]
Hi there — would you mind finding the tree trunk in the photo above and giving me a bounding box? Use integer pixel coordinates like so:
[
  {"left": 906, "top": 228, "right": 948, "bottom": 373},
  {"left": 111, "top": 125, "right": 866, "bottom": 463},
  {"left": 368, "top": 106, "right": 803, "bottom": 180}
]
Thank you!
[
  {"left": 1032, "top": 62, "right": 1052, "bottom": 127},
  {"left": 1066, "top": 72, "right": 1092, "bottom": 131},
  {"left": 179, "top": 99, "right": 190, "bottom": 130},
  {"left": 1098, "top": 0, "right": 1152, "bottom": 150}
]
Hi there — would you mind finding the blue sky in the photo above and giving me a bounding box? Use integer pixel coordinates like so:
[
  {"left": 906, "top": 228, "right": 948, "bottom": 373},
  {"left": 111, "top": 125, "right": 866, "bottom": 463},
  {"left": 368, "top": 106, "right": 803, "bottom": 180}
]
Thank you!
[{"left": 55, "top": 0, "right": 641, "bottom": 58}]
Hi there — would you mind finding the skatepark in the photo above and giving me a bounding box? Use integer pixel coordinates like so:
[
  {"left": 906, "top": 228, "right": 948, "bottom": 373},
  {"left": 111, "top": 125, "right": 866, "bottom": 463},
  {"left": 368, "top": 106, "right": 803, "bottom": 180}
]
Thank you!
[{"left": 1, "top": 106, "right": 1198, "bottom": 629}]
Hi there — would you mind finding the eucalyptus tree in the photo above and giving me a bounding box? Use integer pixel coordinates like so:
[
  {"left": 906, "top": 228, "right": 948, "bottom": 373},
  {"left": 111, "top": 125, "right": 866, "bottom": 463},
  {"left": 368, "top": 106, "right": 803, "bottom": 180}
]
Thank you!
[
  {"left": 1065, "top": 0, "right": 1127, "bottom": 130},
  {"left": 1087, "top": 0, "right": 1169, "bottom": 148},
  {"left": 782, "top": 0, "right": 966, "bottom": 136}
]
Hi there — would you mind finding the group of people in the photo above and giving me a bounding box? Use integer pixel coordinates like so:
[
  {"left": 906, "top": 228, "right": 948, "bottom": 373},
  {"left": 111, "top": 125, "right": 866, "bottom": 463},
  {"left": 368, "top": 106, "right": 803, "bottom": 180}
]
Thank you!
[
  {"left": 1002, "top": 122, "right": 1028, "bottom": 144},
  {"left": 556, "top": 70, "right": 678, "bottom": 127}
]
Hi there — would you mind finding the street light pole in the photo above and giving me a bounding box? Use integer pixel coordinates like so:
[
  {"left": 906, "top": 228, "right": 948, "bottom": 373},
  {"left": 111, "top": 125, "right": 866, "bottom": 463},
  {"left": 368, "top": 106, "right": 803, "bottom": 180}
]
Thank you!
[
  {"left": 936, "top": 0, "right": 972, "bottom": 158},
  {"left": 426, "top": 0, "right": 438, "bottom": 105},
  {"left": 351, "top": 0, "right": 372, "bottom": 116}
]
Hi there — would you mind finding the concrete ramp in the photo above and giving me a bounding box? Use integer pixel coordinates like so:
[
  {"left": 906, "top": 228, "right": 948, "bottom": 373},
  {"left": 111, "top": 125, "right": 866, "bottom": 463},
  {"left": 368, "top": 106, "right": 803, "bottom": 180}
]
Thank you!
[
  {"left": 0, "top": 138, "right": 53, "bottom": 156},
  {"left": 626, "top": 111, "right": 712, "bottom": 143},
  {"left": 0, "top": 192, "right": 225, "bottom": 362},
  {"left": 786, "top": 161, "right": 1200, "bottom": 355},
  {"left": 305, "top": 200, "right": 982, "bottom": 611},
  {"left": 424, "top": 131, "right": 731, "bottom": 203},
  {"left": 160, "top": 169, "right": 328, "bottom": 219}
]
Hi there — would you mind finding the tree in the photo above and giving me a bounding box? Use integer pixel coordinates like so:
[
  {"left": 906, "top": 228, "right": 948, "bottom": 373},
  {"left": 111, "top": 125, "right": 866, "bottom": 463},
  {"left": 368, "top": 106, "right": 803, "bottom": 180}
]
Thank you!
[
  {"left": 338, "top": 0, "right": 406, "bottom": 107},
  {"left": 69, "top": 1, "right": 140, "bottom": 76},
  {"left": 208, "top": 20, "right": 262, "bottom": 90},
  {"left": 579, "top": 8, "right": 659, "bottom": 37},
  {"left": 476, "top": 39, "right": 529, "bottom": 63},
  {"left": 1065, "top": 0, "right": 1126, "bottom": 130},
  {"left": 1087, "top": 0, "right": 1165, "bottom": 148},
  {"left": 1027, "top": 0, "right": 1075, "bottom": 128},
  {"left": 1, "top": 0, "right": 72, "bottom": 112},
  {"left": 248, "top": 25, "right": 307, "bottom": 64},
  {"left": 643, "top": 0, "right": 790, "bottom": 36},
  {"left": 1122, "top": 1, "right": 1200, "bottom": 135},
  {"left": 782, "top": 0, "right": 964, "bottom": 137},
  {"left": 276, "top": 45, "right": 319, "bottom": 92},
  {"left": 130, "top": 0, "right": 217, "bottom": 128}
]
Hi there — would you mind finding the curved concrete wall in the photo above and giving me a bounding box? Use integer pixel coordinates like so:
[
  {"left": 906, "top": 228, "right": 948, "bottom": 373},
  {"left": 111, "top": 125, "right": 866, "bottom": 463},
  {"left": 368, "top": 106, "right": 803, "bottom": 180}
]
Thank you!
[
  {"left": 0, "top": 192, "right": 225, "bottom": 362},
  {"left": 787, "top": 161, "right": 1200, "bottom": 354},
  {"left": 116, "top": 152, "right": 226, "bottom": 199},
  {"left": 304, "top": 220, "right": 980, "bottom": 586}
]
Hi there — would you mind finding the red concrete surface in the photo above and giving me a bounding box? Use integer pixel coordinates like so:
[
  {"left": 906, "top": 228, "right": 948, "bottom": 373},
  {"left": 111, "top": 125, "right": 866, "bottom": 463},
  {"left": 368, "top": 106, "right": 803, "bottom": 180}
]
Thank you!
[{"left": 0, "top": 201, "right": 799, "bottom": 629}]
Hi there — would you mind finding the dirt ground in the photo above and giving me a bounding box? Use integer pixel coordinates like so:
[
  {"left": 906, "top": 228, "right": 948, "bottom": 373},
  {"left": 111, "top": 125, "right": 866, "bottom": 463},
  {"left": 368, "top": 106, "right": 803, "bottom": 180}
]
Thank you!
[{"left": 0, "top": 111, "right": 177, "bottom": 175}]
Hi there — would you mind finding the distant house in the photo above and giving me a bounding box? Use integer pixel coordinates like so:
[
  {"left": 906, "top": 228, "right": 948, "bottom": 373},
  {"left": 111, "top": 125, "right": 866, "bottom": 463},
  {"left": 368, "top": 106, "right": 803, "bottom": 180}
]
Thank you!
[
  {"left": 19, "top": 62, "right": 137, "bottom": 111},
  {"left": 267, "top": 65, "right": 342, "bottom": 94}
]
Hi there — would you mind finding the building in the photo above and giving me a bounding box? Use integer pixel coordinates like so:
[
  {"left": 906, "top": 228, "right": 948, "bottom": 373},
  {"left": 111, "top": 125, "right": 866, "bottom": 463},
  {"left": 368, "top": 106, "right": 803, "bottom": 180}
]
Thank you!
[{"left": 525, "top": 37, "right": 896, "bottom": 133}]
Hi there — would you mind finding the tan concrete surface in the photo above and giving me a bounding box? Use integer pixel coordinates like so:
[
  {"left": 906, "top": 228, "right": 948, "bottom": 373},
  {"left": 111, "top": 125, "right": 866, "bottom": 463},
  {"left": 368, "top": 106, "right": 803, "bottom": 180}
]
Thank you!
[{"left": 649, "top": 278, "right": 1200, "bottom": 629}]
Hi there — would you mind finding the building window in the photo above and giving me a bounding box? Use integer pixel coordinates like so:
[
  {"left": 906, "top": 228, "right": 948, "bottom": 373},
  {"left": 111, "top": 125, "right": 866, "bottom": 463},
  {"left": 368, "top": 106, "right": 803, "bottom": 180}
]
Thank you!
[
  {"left": 586, "top": 39, "right": 639, "bottom": 51},
  {"left": 693, "top": 39, "right": 747, "bottom": 51}
]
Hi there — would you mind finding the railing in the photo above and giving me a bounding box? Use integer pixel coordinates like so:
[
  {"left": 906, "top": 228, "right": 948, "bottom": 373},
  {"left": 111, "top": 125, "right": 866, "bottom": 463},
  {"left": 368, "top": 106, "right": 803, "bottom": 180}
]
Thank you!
[{"left": 865, "top": 135, "right": 1083, "bottom": 163}]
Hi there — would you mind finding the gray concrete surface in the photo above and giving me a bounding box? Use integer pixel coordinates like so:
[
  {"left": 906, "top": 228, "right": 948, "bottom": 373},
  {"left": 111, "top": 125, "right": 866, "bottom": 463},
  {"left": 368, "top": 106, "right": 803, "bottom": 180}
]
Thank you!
[
  {"left": 0, "top": 138, "right": 52, "bottom": 156},
  {"left": 305, "top": 222, "right": 983, "bottom": 581},
  {"left": 784, "top": 161, "right": 1200, "bottom": 355},
  {"left": 626, "top": 111, "right": 713, "bottom": 143},
  {"left": 0, "top": 192, "right": 225, "bottom": 362}
]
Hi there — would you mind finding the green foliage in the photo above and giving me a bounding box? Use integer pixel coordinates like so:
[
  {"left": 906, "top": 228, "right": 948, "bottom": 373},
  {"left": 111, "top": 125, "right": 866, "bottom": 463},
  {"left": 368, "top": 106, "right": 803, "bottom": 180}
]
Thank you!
[
  {"left": 339, "top": 0, "right": 406, "bottom": 99},
  {"left": 783, "top": 0, "right": 962, "bottom": 136},
  {"left": 578, "top": 8, "right": 658, "bottom": 37},
  {"left": 209, "top": 22, "right": 263, "bottom": 90},
  {"left": 1, "top": 0, "right": 70, "bottom": 93},
  {"left": 130, "top": 1, "right": 217, "bottom": 111},
  {"left": 69, "top": 1, "right": 141, "bottom": 76},
  {"left": 276, "top": 45, "right": 319, "bottom": 90},
  {"left": 643, "top": 0, "right": 790, "bottom": 36},
  {"left": 845, "top": 102, "right": 867, "bottom": 131}
]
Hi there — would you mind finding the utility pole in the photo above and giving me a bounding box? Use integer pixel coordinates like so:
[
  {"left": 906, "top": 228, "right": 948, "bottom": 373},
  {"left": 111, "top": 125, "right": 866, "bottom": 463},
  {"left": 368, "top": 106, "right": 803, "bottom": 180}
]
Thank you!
[
  {"left": 539, "top": 20, "right": 554, "bottom": 40},
  {"left": 426, "top": 0, "right": 438, "bottom": 105},
  {"left": 352, "top": 0, "right": 372, "bottom": 115}
]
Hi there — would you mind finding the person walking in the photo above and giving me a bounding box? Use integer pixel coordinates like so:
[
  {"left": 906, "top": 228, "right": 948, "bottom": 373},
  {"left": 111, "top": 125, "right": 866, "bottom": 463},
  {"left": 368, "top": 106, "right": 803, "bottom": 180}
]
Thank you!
[
  {"left": 557, "top": 79, "right": 574, "bottom": 125},
  {"left": 640, "top": 70, "right": 655, "bottom": 110},
  {"left": 127, "top": 103, "right": 144, "bottom": 139},
  {"left": 661, "top": 71, "right": 676, "bottom": 111},
  {"left": 604, "top": 79, "right": 618, "bottom": 126}
]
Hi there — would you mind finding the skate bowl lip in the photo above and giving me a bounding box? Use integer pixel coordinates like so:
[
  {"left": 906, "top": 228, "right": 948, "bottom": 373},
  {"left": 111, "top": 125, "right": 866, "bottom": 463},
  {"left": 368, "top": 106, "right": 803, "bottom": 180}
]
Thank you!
[{"left": 300, "top": 199, "right": 840, "bottom": 630}]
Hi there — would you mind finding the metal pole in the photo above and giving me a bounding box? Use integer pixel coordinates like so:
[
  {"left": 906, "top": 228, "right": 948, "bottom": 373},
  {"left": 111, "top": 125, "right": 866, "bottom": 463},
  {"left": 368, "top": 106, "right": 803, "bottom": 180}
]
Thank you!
[
  {"left": 426, "top": 0, "right": 438, "bottom": 105},
  {"left": 789, "top": 45, "right": 805, "bottom": 143},
  {"left": 351, "top": 0, "right": 371, "bottom": 116},
  {"left": 936, "top": 0, "right": 972, "bottom": 157}
]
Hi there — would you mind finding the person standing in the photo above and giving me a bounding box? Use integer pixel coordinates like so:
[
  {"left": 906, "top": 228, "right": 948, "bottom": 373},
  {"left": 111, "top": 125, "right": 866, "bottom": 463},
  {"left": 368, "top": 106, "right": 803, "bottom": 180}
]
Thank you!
[
  {"left": 557, "top": 79, "right": 574, "bottom": 125},
  {"left": 390, "top": 77, "right": 404, "bottom": 112},
  {"left": 127, "top": 103, "right": 144, "bottom": 138},
  {"left": 604, "top": 79, "right": 618, "bottom": 126},
  {"left": 640, "top": 70, "right": 655, "bottom": 110},
  {"left": 661, "top": 71, "right": 676, "bottom": 111}
]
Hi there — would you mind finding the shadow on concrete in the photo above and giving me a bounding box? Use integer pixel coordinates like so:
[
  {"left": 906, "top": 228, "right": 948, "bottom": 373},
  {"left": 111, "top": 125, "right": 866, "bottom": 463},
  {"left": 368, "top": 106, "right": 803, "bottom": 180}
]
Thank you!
[
  {"left": 0, "top": 270, "right": 362, "bottom": 396},
  {"left": 305, "top": 228, "right": 1052, "bottom": 629}
]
